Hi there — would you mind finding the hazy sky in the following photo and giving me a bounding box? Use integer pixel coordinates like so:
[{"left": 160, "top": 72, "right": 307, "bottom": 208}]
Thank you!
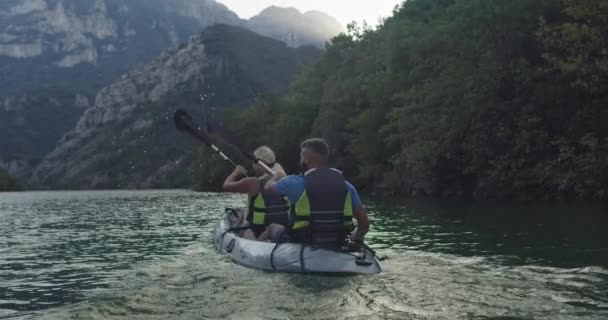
[{"left": 217, "top": 0, "right": 403, "bottom": 27}]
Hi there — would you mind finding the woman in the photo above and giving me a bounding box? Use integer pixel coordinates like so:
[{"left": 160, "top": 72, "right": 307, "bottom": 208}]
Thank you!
[{"left": 222, "top": 146, "right": 289, "bottom": 240}]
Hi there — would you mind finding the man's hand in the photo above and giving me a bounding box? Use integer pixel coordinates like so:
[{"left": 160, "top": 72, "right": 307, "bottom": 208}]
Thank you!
[{"left": 350, "top": 229, "right": 365, "bottom": 243}]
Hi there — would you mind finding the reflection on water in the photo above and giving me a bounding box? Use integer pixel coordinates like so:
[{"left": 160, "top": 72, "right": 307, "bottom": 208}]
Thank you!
[{"left": 0, "top": 191, "right": 606, "bottom": 319}]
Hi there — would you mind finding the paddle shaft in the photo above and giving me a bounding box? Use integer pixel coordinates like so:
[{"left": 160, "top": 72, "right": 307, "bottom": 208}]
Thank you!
[{"left": 208, "top": 143, "right": 238, "bottom": 168}]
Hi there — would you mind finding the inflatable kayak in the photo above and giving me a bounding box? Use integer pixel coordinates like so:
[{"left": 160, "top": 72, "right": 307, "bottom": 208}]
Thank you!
[{"left": 213, "top": 208, "right": 382, "bottom": 274}]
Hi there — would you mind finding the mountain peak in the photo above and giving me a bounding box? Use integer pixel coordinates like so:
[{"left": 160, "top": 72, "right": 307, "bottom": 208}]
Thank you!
[
  {"left": 303, "top": 10, "right": 331, "bottom": 18},
  {"left": 258, "top": 5, "right": 302, "bottom": 16},
  {"left": 248, "top": 6, "right": 344, "bottom": 48},
  {"left": 0, "top": 0, "right": 243, "bottom": 95}
]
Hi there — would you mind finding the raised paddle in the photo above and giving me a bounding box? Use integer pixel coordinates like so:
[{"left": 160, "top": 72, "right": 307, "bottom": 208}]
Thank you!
[
  {"left": 205, "top": 117, "right": 275, "bottom": 175},
  {"left": 173, "top": 109, "right": 238, "bottom": 168}
]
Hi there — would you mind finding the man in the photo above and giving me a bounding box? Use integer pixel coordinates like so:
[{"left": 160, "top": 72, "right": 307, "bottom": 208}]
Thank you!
[
  {"left": 263, "top": 138, "right": 369, "bottom": 245},
  {"left": 223, "top": 146, "right": 289, "bottom": 240}
]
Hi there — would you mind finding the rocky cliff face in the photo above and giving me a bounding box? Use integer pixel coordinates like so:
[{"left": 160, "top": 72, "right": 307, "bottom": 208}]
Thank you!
[
  {"left": 29, "top": 25, "right": 320, "bottom": 189},
  {"left": 0, "top": 90, "right": 90, "bottom": 150},
  {"left": 1, "top": 1, "right": 340, "bottom": 188},
  {"left": 0, "top": 88, "right": 91, "bottom": 179},
  {"left": 0, "top": 0, "right": 242, "bottom": 94},
  {"left": 0, "top": 1, "right": 342, "bottom": 94},
  {"left": 0, "top": 0, "right": 241, "bottom": 179}
]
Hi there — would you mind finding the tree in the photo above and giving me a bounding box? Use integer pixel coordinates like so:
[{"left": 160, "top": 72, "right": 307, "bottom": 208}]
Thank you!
[
  {"left": 539, "top": 0, "right": 608, "bottom": 92},
  {"left": 191, "top": 0, "right": 608, "bottom": 200},
  {"left": 0, "top": 169, "right": 21, "bottom": 191}
]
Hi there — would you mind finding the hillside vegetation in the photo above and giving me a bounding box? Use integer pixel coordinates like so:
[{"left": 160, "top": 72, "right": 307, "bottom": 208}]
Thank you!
[
  {"left": 194, "top": 0, "right": 608, "bottom": 201},
  {"left": 0, "top": 169, "right": 21, "bottom": 191}
]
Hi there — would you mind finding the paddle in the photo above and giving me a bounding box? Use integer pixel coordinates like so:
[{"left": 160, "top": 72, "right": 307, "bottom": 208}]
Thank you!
[
  {"left": 173, "top": 109, "right": 238, "bottom": 168},
  {"left": 205, "top": 117, "right": 275, "bottom": 175}
]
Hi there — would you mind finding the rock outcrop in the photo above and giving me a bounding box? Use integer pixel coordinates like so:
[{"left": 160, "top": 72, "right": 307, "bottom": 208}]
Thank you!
[
  {"left": 29, "top": 25, "right": 320, "bottom": 189},
  {"left": 0, "top": 0, "right": 242, "bottom": 94},
  {"left": 0, "top": 1, "right": 342, "bottom": 188}
]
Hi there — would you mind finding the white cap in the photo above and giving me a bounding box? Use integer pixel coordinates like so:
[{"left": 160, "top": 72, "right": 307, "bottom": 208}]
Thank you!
[{"left": 253, "top": 146, "right": 276, "bottom": 165}]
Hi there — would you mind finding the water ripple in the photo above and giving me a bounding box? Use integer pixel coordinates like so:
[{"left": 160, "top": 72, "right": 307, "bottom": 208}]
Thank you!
[{"left": 0, "top": 191, "right": 606, "bottom": 319}]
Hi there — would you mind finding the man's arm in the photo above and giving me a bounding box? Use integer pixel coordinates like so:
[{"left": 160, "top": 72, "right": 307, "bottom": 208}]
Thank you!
[
  {"left": 223, "top": 165, "right": 259, "bottom": 196},
  {"left": 351, "top": 205, "right": 370, "bottom": 241},
  {"left": 346, "top": 181, "right": 369, "bottom": 242}
]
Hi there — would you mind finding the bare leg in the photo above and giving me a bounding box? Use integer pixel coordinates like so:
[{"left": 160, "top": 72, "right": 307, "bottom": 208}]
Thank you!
[
  {"left": 242, "top": 229, "right": 256, "bottom": 240},
  {"left": 258, "top": 224, "right": 285, "bottom": 242},
  {"left": 238, "top": 208, "right": 247, "bottom": 225}
]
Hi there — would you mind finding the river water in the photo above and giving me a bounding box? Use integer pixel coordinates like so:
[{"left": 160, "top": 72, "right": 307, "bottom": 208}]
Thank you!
[{"left": 0, "top": 190, "right": 607, "bottom": 319}]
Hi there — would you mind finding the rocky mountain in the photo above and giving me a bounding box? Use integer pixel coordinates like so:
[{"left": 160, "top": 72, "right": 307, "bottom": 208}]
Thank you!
[
  {"left": 0, "top": 88, "right": 91, "bottom": 180},
  {"left": 247, "top": 6, "right": 344, "bottom": 48},
  {"left": 0, "top": 0, "right": 242, "bottom": 95},
  {"left": 0, "top": 0, "right": 242, "bottom": 179},
  {"left": 29, "top": 24, "right": 320, "bottom": 189},
  {"left": 0, "top": 1, "right": 341, "bottom": 187},
  {"left": 0, "top": 1, "right": 342, "bottom": 95}
]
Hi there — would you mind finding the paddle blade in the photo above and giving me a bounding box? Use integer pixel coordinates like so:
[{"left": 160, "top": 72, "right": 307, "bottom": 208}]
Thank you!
[
  {"left": 205, "top": 118, "right": 255, "bottom": 161},
  {"left": 173, "top": 109, "right": 211, "bottom": 146},
  {"left": 173, "top": 109, "right": 194, "bottom": 133}
]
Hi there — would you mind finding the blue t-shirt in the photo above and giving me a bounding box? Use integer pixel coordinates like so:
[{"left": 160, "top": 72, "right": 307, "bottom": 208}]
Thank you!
[{"left": 272, "top": 174, "right": 362, "bottom": 209}]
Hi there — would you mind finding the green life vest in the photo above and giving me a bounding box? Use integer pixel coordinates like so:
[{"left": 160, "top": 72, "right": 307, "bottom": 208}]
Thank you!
[
  {"left": 247, "top": 178, "right": 290, "bottom": 228},
  {"left": 291, "top": 168, "right": 354, "bottom": 244}
]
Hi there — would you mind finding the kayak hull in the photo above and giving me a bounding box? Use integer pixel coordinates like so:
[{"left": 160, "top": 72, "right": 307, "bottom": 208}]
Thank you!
[{"left": 213, "top": 209, "right": 382, "bottom": 274}]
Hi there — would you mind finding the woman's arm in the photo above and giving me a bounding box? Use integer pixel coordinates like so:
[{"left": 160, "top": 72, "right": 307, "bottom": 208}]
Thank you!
[
  {"left": 264, "top": 170, "right": 286, "bottom": 194},
  {"left": 223, "top": 165, "right": 260, "bottom": 196}
]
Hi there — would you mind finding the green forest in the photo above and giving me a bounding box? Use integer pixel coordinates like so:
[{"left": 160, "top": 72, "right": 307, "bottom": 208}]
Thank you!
[
  {"left": 193, "top": 0, "right": 608, "bottom": 201},
  {"left": 0, "top": 169, "right": 21, "bottom": 192}
]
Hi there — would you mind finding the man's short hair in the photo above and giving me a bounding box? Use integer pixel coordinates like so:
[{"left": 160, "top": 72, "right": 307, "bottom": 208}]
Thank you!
[{"left": 300, "top": 138, "right": 329, "bottom": 159}]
